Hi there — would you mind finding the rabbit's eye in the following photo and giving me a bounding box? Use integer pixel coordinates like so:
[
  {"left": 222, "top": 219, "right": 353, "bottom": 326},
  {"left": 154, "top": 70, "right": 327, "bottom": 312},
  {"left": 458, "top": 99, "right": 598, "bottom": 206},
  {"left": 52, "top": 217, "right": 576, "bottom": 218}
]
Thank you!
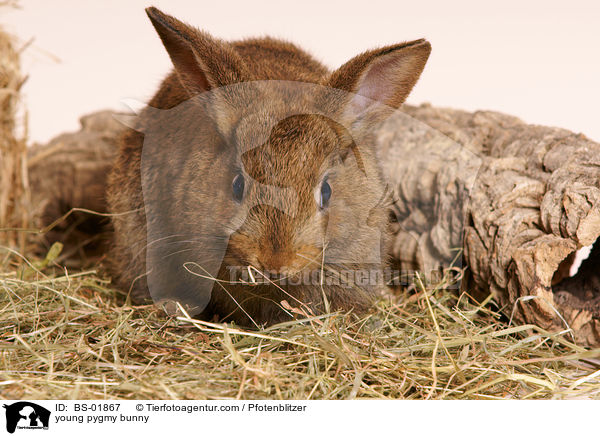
[
  {"left": 318, "top": 179, "right": 332, "bottom": 209},
  {"left": 232, "top": 173, "right": 245, "bottom": 203}
]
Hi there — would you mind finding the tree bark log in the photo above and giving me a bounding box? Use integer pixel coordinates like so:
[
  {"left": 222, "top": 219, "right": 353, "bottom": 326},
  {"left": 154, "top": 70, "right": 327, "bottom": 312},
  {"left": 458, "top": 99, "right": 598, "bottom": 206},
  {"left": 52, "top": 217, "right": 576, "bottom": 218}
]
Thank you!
[
  {"left": 28, "top": 105, "right": 600, "bottom": 346},
  {"left": 28, "top": 111, "right": 120, "bottom": 261},
  {"left": 379, "top": 104, "right": 600, "bottom": 347}
]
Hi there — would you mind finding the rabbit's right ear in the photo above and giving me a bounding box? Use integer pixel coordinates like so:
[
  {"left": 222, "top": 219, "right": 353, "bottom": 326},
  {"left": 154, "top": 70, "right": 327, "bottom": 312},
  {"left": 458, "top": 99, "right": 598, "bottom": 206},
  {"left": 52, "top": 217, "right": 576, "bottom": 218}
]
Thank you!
[
  {"left": 145, "top": 7, "right": 249, "bottom": 96},
  {"left": 326, "top": 39, "right": 431, "bottom": 125}
]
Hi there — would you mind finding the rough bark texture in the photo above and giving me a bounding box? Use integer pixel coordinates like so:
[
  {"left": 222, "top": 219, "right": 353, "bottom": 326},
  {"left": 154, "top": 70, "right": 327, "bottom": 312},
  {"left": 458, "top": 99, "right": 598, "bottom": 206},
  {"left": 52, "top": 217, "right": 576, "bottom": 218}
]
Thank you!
[
  {"left": 380, "top": 104, "right": 600, "bottom": 347},
  {"left": 28, "top": 111, "right": 121, "bottom": 261},
  {"left": 29, "top": 105, "right": 600, "bottom": 346}
]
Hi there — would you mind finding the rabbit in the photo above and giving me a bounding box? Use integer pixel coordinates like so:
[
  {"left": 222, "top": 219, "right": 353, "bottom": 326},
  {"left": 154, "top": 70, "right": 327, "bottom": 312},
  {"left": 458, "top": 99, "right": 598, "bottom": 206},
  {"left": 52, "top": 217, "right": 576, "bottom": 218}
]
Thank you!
[{"left": 107, "top": 6, "right": 431, "bottom": 327}]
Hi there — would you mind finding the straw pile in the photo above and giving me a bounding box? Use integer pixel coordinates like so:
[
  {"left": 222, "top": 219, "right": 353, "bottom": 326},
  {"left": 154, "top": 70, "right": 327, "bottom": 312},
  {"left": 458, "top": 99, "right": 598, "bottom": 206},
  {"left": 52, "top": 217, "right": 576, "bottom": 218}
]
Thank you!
[{"left": 0, "top": 19, "right": 29, "bottom": 250}]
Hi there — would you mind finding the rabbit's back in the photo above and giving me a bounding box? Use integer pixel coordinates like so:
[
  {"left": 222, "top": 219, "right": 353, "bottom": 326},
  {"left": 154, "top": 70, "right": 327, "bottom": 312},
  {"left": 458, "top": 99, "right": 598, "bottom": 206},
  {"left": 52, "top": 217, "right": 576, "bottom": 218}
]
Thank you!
[
  {"left": 141, "top": 37, "right": 329, "bottom": 111},
  {"left": 231, "top": 37, "right": 329, "bottom": 81}
]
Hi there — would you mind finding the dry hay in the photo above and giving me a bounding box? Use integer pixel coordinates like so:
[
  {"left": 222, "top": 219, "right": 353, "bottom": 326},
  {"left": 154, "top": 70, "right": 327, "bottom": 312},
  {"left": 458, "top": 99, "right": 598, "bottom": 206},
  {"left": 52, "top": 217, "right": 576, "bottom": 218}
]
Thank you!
[
  {"left": 1, "top": 244, "right": 599, "bottom": 400},
  {"left": 0, "top": 16, "right": 29, "bottom": 251}
]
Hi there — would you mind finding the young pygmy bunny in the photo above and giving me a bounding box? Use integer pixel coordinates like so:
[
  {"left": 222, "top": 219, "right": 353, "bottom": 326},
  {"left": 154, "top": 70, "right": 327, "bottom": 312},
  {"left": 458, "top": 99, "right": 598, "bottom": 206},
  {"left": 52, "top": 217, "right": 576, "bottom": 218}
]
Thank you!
[{"left": 107, "top": 7, "right": 431, "bottom": 327}]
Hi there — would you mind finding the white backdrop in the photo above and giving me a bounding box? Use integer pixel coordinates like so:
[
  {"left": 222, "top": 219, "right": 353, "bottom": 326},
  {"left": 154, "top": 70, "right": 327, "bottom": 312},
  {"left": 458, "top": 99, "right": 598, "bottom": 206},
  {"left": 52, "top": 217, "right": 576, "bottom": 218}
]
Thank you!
[{"left": 3, "top": 0, "right": 600, "bottom": 144}]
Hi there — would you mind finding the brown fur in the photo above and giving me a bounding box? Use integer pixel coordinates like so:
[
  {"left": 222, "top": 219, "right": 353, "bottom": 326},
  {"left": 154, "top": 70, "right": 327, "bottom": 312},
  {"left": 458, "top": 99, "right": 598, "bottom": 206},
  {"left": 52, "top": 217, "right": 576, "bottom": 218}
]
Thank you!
[{"left": 107, "top": 7, "right": 431, "bottom": 327}]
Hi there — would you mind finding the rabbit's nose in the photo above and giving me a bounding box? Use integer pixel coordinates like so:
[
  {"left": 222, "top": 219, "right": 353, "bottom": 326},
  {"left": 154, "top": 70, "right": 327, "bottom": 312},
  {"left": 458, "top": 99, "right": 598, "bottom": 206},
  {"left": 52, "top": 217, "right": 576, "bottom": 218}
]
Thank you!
[{"left": 256, "top": 247, "right": 295, "bottom": 272}]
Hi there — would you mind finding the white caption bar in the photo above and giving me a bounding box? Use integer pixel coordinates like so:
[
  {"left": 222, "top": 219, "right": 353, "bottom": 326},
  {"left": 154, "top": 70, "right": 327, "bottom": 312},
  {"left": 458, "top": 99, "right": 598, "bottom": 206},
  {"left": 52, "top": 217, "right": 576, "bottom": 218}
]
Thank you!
[{"left": 0, "top": 400, "right": 593, "bottom": 436}]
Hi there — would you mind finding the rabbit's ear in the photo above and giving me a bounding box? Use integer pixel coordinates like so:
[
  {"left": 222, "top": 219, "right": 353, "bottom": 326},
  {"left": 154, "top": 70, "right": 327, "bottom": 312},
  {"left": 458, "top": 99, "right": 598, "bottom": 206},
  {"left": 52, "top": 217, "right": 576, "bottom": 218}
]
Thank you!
[
  {"left": 146, "top": 7, "right": 249, "bottom": 96},
  {"left": 327, "top": 39, "right": 431, "bottom": 122}
]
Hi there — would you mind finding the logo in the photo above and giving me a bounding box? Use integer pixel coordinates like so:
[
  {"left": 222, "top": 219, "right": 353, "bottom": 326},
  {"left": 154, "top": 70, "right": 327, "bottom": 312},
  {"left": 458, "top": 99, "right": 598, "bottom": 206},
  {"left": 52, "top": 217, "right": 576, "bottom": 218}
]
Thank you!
[{"left": 3, "top": 402, "right": 50, "bottom": 434}]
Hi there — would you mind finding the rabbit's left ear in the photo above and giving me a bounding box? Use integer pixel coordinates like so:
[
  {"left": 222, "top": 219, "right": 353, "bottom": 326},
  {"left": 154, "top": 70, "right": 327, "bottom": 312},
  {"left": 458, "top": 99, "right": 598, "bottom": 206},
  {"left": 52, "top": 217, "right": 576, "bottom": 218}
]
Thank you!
[
  {"left": 145, "top": 7, "right": 249, "bottom": 97},
  {"left": 327, "top": 39, "right": 431, "bottom": 122}
]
